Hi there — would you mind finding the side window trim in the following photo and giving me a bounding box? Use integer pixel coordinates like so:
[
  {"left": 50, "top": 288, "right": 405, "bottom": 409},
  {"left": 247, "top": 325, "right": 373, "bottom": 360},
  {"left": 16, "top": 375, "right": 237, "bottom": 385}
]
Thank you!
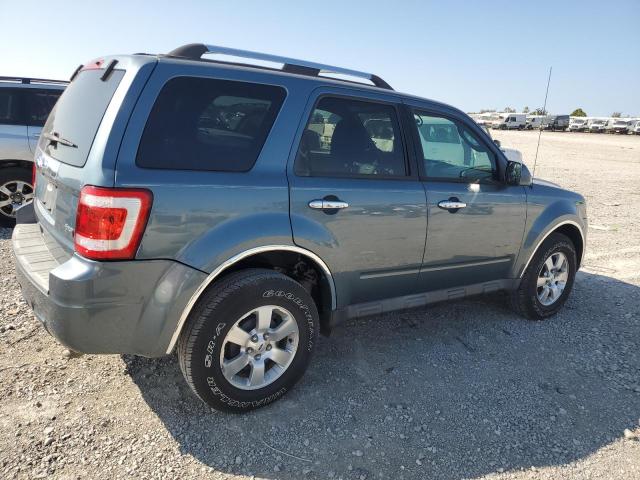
[
  {"left": 404, "top": 104, "right": 506, "bottom": 183},
  {"left": 292, "top": 92, "right": 417, "bottom": 181}
]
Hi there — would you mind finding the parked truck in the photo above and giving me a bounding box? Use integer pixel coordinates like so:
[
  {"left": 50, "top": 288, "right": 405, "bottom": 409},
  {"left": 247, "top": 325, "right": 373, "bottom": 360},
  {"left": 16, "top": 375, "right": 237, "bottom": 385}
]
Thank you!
[
  {"left": 491, "top": 113, "right": 527, "bottom": 130},
  {"left": 525, "top": 115, "right": 545, "bottom": 130},
  {"left": 568, "top": 117, "right": 589, "bottom": 132},
  {"left": 588, "top": 118, "right": 609, "bottom": 133},
  {"left": 541, "top": 115, "right": 570, "bottom": 131},
  {"left": 606, "top": 118, "right": 634, "bottom": 134}
]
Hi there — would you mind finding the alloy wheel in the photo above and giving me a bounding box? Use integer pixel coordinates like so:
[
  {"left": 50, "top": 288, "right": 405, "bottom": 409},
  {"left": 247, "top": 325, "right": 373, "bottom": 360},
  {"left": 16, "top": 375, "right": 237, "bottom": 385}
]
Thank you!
[
  {"left": 0, "top": 180, "right": 34, "bottom": 218},
  {"left": 536, "top": 252, "right": 569, "bottom": 306},
  {"left": 219, "top": 305, "right": 299, "bottom": 390}
]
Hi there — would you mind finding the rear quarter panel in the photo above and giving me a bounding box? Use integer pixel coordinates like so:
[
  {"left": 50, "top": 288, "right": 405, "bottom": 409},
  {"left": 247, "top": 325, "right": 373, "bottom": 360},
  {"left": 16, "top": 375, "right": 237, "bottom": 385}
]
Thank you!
[
  {"left": 115, "top": 61, "right": 315, "bottom": 273},
  {"left": 33, "top": 55, "right": 158, "bottom": 254}
]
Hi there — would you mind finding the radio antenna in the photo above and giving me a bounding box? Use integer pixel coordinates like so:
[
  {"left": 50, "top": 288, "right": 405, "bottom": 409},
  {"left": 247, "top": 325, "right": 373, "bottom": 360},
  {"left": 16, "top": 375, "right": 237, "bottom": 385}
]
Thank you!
[{"left": 532, "top": 66, "right": 553, "bottom": 179}]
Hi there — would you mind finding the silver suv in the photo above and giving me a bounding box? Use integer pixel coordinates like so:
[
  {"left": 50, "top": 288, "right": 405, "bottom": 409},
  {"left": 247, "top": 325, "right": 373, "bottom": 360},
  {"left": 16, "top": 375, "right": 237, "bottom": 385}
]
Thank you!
[{"left": 0, "top": 77, "right": 66, "bottom": 225}]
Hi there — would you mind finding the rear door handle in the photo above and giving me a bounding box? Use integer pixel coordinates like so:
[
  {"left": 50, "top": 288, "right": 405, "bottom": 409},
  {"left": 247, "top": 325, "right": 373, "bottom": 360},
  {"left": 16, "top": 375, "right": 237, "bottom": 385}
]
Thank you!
[
  {"left": 438, "top": 198, "right": 467, "bottom": 212},
  {"left": 438, "top": 200, "right": 467, "bottom": 209},
  {"left": 308, "top": 199, "right": 349, "bottom": 210}
]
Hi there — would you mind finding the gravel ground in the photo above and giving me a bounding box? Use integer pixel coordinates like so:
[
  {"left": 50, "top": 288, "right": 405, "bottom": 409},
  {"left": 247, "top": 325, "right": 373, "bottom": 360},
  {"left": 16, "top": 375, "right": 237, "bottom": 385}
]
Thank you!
[{"left": 1, "top": 131, "right": 639, "bottom": 480}]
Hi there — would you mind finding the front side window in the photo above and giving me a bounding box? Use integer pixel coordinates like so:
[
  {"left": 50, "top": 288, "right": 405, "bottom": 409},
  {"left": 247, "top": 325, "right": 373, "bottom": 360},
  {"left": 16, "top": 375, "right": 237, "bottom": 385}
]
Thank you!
[
  {"left": 413, "top": 111, "right": 497, "bottom": 182},
  {"left": 137, "top": 77, "right": 286, "bottom": 171},
  {"left": 0, "top": 89, "right": 23, "bottom": 125},
  {"left": 27, "top": 90, "right": 62, "bottom": 127},
  {"left": 295, "top": 96, "right": 406, "bottom": 177}
]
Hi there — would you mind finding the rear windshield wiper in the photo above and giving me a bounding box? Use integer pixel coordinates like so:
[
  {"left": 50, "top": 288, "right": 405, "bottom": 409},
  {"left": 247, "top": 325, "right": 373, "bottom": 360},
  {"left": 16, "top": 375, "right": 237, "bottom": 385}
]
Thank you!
[{"left": 43, "top": 131, "right": 78, "bottom": 148}]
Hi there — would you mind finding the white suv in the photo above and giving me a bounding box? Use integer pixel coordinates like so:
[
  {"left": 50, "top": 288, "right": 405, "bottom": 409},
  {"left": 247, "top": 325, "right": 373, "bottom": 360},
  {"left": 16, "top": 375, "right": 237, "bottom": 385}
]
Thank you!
[{"left": 0, "top": 77, "right": 66, "bottom": 225}]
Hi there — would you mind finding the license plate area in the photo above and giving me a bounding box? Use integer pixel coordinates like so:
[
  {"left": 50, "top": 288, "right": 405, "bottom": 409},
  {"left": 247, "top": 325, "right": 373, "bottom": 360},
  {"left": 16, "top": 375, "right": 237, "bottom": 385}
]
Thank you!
[{"left": 40, "top": 181, "right": 58, "bottom": 214}]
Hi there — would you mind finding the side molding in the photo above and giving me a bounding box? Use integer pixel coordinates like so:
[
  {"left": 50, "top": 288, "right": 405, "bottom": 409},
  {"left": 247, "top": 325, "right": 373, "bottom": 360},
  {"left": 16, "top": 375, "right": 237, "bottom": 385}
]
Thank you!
[
  {"left": 519, "top": 220, "right": 585, "bottom": 277},
  {"left": 166, "top": 245, "right": 336, "bottom": 353}
]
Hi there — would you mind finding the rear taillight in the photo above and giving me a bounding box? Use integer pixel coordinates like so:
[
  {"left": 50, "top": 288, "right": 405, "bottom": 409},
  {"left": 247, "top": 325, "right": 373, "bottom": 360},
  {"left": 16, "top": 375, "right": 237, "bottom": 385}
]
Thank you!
[
  {"left": 32, "top": 163, "right": 36, "bottom": 188},
  {"left": 74, "top": 186, "right": 152, "bottom": 260}
]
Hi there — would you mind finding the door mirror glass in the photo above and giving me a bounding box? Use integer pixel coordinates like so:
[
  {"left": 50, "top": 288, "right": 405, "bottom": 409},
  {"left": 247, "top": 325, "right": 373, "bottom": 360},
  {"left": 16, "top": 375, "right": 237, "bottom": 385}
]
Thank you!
[
  {"left": 505, "top": 161, "right": 532, "bottom": 186},
  {"left": 493, "top": 139, "right": 501, "bottom": 148},
  {"left": 505, "top": 161, "right": 521, "bottom": 185}
]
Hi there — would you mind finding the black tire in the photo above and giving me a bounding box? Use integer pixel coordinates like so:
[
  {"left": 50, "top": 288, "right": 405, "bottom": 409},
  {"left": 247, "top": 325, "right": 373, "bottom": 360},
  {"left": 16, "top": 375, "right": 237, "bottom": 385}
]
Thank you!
[
  {"left": 510, "top": 233, "right": 577, "bottom": 320},
  {"left": 0, "top": 166, "right": 33, "bottom": 227},
  {"left": 177, "top": 268, "right": 319, "bottom": 413}
]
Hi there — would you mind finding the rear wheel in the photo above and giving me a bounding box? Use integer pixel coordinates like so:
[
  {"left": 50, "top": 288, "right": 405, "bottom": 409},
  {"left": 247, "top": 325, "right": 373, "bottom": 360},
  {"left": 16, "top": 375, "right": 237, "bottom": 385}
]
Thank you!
[
  {"left": 510, "top": 233, "right": 577, "bottom": 319},
  {"left": 0, "top": 167, "right": 34, "bottom": 227},
  {"left": 178, "top": 269, "right": 319, "bottom": 412}
]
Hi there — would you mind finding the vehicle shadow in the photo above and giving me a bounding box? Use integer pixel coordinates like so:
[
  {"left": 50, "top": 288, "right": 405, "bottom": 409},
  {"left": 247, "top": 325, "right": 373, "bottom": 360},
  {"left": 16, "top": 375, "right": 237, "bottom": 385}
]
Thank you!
[{"left": 124, "top": 270, "right": 640, "bottom": 479}]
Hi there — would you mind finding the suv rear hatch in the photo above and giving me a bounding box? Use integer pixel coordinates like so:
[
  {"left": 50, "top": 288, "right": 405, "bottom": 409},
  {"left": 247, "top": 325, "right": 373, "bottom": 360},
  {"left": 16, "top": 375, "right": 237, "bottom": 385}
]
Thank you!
[{"left": 33, "top": 56, "right": 156, "bottom": 254}]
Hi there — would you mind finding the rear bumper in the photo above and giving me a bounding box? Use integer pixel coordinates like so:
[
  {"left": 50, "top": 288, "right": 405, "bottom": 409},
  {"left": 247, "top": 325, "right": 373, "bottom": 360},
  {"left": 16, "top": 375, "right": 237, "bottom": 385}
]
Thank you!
[{"left": 12, "top": 223, "right": 207, "bottom": 357}]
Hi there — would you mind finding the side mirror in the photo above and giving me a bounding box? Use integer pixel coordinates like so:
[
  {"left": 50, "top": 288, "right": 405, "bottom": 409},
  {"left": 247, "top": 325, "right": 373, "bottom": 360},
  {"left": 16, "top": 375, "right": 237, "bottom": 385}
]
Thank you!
[
  {"left": 493, "top": 139, "right": 501, "bottom": 148},
  {"left": 505, "top": 161, "right": 533, "bottom": 186}
]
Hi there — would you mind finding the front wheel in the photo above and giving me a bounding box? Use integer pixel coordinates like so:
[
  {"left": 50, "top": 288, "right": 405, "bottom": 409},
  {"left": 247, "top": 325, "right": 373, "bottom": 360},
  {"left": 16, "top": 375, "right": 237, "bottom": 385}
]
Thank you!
[
  {"left": 178, "top": 269, "right": 319, "bottom": 412},
  {"left": 510, "top": 233, "right": 577, "bottom": 320}
]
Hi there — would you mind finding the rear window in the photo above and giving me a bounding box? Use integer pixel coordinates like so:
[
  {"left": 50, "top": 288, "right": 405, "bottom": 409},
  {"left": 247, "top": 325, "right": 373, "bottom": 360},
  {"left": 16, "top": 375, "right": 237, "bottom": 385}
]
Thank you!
[
  {"left": 136, "top": 77, "right": 286, "bottom": 172},
  {"left": 39, "top": 69, "right": 125, "bottom": 167}
]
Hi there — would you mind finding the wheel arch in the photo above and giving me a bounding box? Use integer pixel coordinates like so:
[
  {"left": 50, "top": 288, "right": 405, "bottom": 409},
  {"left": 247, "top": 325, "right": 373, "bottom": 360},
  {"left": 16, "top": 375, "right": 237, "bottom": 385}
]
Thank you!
[
  {"left": 518, "top": 220, "right": 585, "bottom": 278},
  {"left": 166, "top": 245, "right": 336, "bottom": 353}
]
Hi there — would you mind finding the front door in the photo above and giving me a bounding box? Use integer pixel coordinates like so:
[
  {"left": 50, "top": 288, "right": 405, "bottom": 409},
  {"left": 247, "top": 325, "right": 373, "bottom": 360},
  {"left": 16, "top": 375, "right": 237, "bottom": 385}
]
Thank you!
[
  {"left": 288, "top": 90, "right": 427, "bottom": 306},
  {"left": 408, "top": 107, "right": 526, "bottom": 290}
]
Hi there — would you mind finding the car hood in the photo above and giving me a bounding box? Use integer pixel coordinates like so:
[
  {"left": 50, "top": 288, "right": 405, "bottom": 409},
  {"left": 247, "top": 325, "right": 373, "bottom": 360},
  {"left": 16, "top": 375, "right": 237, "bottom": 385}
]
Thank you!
[{"left": 532, "top": 178, "right": 561, "bottom": 188}]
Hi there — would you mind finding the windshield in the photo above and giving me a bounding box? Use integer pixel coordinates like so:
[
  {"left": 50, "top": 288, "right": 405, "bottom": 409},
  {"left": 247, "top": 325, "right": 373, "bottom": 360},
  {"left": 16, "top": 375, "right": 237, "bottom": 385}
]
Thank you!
[{"left": 38, "top": 69, "right": 125, "bottom": 167}]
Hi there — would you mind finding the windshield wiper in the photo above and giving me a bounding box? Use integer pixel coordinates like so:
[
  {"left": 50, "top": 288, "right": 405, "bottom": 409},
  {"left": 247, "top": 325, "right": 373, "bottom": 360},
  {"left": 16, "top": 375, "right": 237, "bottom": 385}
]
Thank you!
[{"left": 43, "top": 131, "right": 77, "bottom": 148}]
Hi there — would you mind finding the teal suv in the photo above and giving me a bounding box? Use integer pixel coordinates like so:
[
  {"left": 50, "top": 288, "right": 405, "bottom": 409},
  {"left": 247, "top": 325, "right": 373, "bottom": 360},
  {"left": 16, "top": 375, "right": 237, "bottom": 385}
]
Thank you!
[{"left": 12, "top": 44, "right": 587, "bottom": 412}]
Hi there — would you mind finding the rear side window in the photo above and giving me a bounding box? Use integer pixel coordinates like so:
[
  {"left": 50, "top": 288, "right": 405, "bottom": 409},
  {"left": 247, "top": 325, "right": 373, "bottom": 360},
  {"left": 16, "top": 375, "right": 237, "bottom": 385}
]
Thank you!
[
  {"left": 27, "top": 89, "right": 62, "bottom": 127},
  {"left": 0, "top": 89, "right": 24, "bottom": 125},
  {"left": 39, "top": 69, "right": 125, "bottom": 167},
  {"left": 295, "top": 96, "right": 407, "bottom": 178},
  {"left": 136, "top": 77, "right": 286, "bottom": 172}
]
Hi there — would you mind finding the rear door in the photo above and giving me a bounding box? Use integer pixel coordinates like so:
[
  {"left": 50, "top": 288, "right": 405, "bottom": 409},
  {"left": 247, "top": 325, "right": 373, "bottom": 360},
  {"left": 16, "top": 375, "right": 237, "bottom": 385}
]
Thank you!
[
  {"left": 405, "top": 104, "right": 526, "bottom": 290},
  {"left": 25, "top": 88, "right": 63, "bottom": 152},
  {"left": 288, "top": 88, "right": 427, "bottom": 307}
]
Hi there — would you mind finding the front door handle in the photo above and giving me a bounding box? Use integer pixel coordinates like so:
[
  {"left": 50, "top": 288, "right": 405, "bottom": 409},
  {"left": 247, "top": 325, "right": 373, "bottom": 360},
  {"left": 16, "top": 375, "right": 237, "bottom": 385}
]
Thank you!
[
  {"left": 438, "top": 198, "right": 467, "bottom": 212},
  {"left": 308, "top": 199, "right": 349, "bottom": 210}
]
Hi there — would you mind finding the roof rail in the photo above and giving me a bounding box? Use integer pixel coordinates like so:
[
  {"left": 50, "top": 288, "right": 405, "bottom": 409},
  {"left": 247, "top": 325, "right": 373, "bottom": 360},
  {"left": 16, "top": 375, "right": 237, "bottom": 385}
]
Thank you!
[
  {"left": 166, "top": 43, "right": 393, "bottom": 90},
  {"left": 0, "top": 76, "right": 68, "bottom": 86}
]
